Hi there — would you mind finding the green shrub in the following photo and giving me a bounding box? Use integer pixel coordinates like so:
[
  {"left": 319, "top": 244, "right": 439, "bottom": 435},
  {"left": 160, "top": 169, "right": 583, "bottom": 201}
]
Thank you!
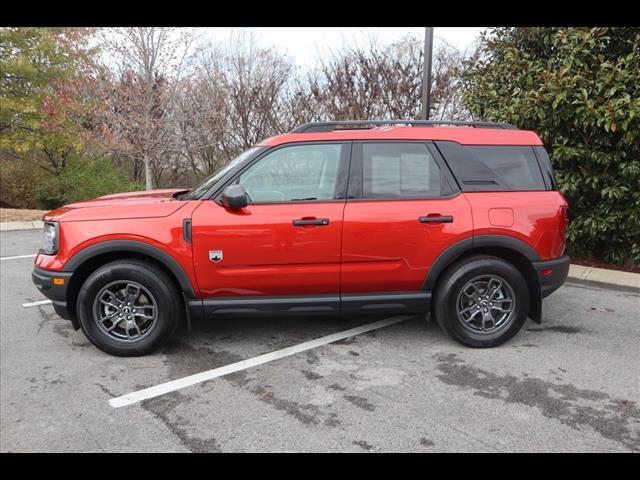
[
  {"left": 35, "top": 156, "right": 144, "bottom": 210},
  {"left": 462, "top": 27, "right": 640, "bottom": 266}
]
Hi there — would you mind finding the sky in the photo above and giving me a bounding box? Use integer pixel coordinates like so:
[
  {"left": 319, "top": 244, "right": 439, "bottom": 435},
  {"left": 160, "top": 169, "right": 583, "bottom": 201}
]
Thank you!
[{"left": 202, "top": 27, "right": 486, "bottom": 69}]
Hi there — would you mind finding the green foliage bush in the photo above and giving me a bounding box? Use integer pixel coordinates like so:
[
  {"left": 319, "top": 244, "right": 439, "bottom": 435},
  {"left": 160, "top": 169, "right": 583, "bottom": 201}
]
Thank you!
[
  {"left": 35, "top": 156, "right": 144, "bottom": 210},
  {"left": 462, "top": 27, "right": 640, "bottom": 266}
]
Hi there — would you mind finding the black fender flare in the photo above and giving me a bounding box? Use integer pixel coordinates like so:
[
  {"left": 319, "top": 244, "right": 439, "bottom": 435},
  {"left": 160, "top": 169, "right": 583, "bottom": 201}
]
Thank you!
[
  {"left": 63, "top": 240, "right": 196, "bottom": 299},
  {"left": 423, "top": 235, "right": 542, "bottom": 323}
]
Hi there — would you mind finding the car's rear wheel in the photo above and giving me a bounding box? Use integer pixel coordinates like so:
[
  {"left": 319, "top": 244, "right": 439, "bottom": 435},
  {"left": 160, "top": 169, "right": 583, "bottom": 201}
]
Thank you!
[
  {"left": 433, "top": 255, "right": 529, "bottom": 347},
  {"left": 76, "top": 259, "right": 181, "bottom": 356}
]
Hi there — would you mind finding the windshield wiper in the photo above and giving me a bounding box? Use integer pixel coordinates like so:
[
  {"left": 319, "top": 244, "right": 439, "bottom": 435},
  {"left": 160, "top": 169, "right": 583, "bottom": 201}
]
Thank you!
[{"left": 291, "top": 197, "right": 318, "bottom": 201}]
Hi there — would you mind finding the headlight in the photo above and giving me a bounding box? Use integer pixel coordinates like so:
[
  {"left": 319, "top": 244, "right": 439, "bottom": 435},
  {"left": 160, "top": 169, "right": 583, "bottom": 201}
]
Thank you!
[{"left": 40, "top": 221, "right": 58, "bottom": 255}]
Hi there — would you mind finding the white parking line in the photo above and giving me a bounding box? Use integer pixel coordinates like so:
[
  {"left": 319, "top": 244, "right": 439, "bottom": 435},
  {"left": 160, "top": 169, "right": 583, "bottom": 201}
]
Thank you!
[
  {"left": 1, "top": 254, "right": 36, "bottom": 261},
  {"left": 22, "top": 299, "right": 52, "bottom": 308},
  {"left": 109, "top": 314, "right": 414, "bottom": 408}
]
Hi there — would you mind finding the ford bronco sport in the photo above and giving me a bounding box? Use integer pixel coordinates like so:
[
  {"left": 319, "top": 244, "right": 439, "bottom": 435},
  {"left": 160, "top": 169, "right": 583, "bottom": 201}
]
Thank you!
[{"left": 32, "top": 120, "right": 570, "bottom": 356}]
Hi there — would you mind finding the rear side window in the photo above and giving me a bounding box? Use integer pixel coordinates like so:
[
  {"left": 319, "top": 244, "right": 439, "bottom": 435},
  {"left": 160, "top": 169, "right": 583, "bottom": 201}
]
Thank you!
[
  {"left": 361, "top": 142, "right": 444, "bottom": 199},
  {"left": 435, "top": 142, "right": 547, "bottom": 191}
]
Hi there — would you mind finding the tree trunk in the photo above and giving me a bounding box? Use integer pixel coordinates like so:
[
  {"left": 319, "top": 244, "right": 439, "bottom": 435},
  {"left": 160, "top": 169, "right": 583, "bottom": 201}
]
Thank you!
[{"left": 144, "top": 154, "right": 153, "bottom": 190}]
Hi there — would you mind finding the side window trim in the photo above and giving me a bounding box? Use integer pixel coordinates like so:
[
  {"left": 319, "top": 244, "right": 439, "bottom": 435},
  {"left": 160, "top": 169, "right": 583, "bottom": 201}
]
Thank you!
[
  {"left": 214, "top": 141, "right": 353, "bottom": 205},
  {"left": 532, "top": 146, "right": 557, "bottom": 191},
  {"left": 347, "top": 140, "right": 459, "bottom": 201}
]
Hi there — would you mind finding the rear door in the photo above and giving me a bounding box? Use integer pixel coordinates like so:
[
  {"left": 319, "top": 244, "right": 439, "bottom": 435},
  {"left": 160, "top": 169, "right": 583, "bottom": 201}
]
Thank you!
[{"left": 340, "top": 141, "right": 473, "bottom": 299}]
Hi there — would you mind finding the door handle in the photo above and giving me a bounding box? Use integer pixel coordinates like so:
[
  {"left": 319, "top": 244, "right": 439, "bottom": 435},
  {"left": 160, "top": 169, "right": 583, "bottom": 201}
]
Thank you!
[
  {"left": 292, "top": 218, "right": 330, "bottom": 226},
  {"left": 419, "top": 215, "right": 453, "bottom": 224}
]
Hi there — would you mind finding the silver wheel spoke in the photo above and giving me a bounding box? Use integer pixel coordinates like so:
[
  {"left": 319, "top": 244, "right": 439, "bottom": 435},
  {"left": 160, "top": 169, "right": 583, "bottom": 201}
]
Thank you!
[
  {"left": 464, "top": 309, "right": 482, "bottom": 323},
  {"left": 491, "top": 305, "right": 511, "bottom": 313},
  {"left": 106, "top": 320, "right": 121, "bottom": 332},
  {"left": 132, "top": 321, "right": 142, "bottom": 337},
  {"left": 460, "top": 305, "right": 478, "bottom": 316},
  {"left": 99, "top": 311, "right": 118, "bottom": 323},
  {"left": 126, "top": 283, "right": 141, "bottom": 304}
]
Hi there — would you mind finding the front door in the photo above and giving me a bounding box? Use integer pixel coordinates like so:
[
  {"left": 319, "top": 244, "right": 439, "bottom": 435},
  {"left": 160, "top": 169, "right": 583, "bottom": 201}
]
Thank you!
[{"left": 191, "top": 142, "right": 351, "bottom": 303}]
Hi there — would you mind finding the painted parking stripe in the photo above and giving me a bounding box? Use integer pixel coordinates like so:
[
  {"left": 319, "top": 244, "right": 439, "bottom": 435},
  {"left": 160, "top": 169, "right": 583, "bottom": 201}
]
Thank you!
[
  {"left": 22, "top": 299, "right": 52, "bottom": 308},
  {"left": 1, "top": 254, "right": 36, "bottom": 261},
  {"left": 109, "top": 314, "right": 414, "bottom": 408}
]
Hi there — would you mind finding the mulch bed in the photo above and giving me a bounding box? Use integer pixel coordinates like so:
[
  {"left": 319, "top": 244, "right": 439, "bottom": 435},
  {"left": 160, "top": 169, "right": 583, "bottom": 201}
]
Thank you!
[
  {"left": 571, "top": 257, "right": 640, "bottom": 274},
  {"left": 0, "top": 208, "right": 47, "bottom": 222}
]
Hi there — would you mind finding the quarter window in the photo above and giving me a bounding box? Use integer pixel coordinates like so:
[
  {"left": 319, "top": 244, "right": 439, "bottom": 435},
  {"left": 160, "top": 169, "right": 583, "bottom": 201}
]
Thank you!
[
  {"left": 362, "top": 143, "right": 443, "bottom": 199},
  {"left": 435, "top": 142, "right": 547, "bottom": 191},
  {"left": 469, "top": 146, "right": 545, "bottom": 190}
]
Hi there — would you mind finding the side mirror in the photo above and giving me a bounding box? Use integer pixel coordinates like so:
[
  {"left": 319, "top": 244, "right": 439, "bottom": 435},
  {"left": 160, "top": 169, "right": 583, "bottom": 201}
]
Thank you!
[{"left": 220, "top": 184, "right": 248, "bottom": 209}]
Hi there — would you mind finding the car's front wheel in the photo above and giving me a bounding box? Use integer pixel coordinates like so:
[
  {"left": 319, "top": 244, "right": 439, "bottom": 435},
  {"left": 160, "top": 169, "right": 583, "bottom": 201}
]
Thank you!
[
  {"left": 433, "top": 255, "right": 530, "bottom": 348},
  {"left": 76, "top": 259, "right": 181, "bottom": 356}
]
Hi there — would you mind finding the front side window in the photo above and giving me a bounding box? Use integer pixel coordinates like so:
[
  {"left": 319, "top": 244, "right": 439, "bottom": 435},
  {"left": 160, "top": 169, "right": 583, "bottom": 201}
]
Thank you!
[
  {"left": 362, "top": 142, "right": 443, "bottom": 199},
  {"left": 238, "top": 143, "right": 344, "bottom": 203}
]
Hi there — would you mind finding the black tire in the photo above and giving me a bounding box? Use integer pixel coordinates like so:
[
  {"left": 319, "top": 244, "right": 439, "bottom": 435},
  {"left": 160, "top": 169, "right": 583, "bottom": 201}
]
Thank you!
[
  {"left": 433, "top": 255, "right": 529, "bottom": 348},
  {"left": 76, "top": 259, "right": 181, "bottom": 356}
]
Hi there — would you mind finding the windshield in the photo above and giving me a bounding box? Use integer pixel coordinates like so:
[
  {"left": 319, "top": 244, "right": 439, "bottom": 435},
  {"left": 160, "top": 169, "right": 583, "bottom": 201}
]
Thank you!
[{"left": 180, "top": 147, "right": 261, "bottom": 200}]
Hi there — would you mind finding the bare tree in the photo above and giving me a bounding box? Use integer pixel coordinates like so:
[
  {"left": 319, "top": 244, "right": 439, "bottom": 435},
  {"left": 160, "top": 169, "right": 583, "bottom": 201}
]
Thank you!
[
  {"left": 98, "top": 30, "right": 473, "bottom": 190},
  {"left": 101, "top": 27, "right": 195, "bottom": 189},
  {"left": 217, "top": 31, "right": 293, "bottom": 153},
  {"left": 306, "top": 35, "right": 470, "bottom": 121},
  {"left": 174, "top": 32, "right": 296, "bottom": 179}
]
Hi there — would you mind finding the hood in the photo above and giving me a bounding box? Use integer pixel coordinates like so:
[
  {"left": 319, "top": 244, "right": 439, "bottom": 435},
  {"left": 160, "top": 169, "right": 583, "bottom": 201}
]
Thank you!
[{"left": 43, "top": 189, "right": 190, "bottom": 222}]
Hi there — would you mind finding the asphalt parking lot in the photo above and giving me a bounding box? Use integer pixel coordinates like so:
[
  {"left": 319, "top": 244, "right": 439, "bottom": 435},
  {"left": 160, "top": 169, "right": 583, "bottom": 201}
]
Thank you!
[{"left": 1, "top": 229, "right": 639, "bottom": 452}]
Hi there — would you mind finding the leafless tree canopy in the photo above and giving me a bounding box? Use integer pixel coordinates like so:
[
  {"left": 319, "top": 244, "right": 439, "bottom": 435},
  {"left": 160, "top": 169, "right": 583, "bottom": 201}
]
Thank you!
[{"left": 98, "top": 29, "right": 472, "bottom": 189}]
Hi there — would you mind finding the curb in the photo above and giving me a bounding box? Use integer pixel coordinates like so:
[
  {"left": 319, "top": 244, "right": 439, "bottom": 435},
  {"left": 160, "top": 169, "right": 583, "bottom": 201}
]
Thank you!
[
  {"left": 566, "top": 264, "right": 639, "bottom": 292},
  {"left": 0, "top": 221, "right": 44, "bottom": 232}
]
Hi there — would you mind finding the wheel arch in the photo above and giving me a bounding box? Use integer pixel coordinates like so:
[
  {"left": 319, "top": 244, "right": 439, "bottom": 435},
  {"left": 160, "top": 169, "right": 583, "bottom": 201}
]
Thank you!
[
  {"left": 424, "top": 235, "right": 542, "bottom": 324},
  {"left": 63, "top": 241, "right": 196, "bottom": 328}
]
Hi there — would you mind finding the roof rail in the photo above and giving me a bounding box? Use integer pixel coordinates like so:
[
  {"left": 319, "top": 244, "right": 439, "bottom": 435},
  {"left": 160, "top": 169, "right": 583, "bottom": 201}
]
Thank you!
[{"left": 290, "top": 120, "right": 518, "bottom": 133}]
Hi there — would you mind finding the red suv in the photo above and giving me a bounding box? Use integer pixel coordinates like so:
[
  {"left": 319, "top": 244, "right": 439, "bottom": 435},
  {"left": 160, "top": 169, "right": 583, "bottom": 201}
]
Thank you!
[{"left": 32, "top": 120, "right": 570, "bottom": 356}]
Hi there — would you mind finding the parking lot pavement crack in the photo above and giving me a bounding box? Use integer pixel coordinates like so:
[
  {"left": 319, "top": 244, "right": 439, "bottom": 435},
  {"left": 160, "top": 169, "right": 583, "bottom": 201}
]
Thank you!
[
  {"left": 141, "top": 392, "right": 221, "bottom": 453},
  {"left": 433, "top": 353, "right": 640, "bottom": 452},
  {"left": 352, "top": 439, "right": 375, "bottom": 451},
  {"left": 35, "top": 305, "right": 60, "bottom": 334},
  {"left": 344, "top": 395, "right": 376, "bottom": 411},
  {"left": 251, "top": 385, "right": 322, "bottom": 426},
  {"left": 95, "top": 383, "right": 118, "bottom": 398}
]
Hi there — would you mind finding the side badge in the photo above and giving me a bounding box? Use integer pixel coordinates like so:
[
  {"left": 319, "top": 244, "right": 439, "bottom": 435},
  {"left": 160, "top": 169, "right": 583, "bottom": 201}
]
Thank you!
[{"left": 209, "top": 250, "right": 223, "bottom": 263}]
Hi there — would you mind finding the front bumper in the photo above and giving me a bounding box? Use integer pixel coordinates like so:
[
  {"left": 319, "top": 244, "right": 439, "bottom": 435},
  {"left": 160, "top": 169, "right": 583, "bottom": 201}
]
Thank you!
[
  {"left": 533, "top": 255, "right": 570, "bottom": 298},
  {"left": 31, "top": 267, "right": 73, "bottom": 320}
]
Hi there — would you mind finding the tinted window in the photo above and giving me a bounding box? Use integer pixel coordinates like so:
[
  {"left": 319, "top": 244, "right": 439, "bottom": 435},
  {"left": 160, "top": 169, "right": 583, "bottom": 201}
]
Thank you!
[
  {"left": 362, "top": 143, "right": 443, "bottom": 199},
  {"left": 238, "top": 143, "right": 343, "bottom": 202},
  {"left": 533, "top": 146, "right": 558, "bottom": 190},
  {"left": 436, "top": 142, "right": 546, "bottom": 191}
]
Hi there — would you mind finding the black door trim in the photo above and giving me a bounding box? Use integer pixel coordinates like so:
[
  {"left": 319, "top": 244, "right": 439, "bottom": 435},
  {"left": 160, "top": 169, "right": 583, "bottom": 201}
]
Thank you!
[
  {"left": 191, "top": 291, "right": 430, "bottom": 319},
  {"left": 195, "top": 294, "right": 340, "bottom": 317},
  {"left": 341, "top": 291, "right": 430, "bottom": 313}
]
